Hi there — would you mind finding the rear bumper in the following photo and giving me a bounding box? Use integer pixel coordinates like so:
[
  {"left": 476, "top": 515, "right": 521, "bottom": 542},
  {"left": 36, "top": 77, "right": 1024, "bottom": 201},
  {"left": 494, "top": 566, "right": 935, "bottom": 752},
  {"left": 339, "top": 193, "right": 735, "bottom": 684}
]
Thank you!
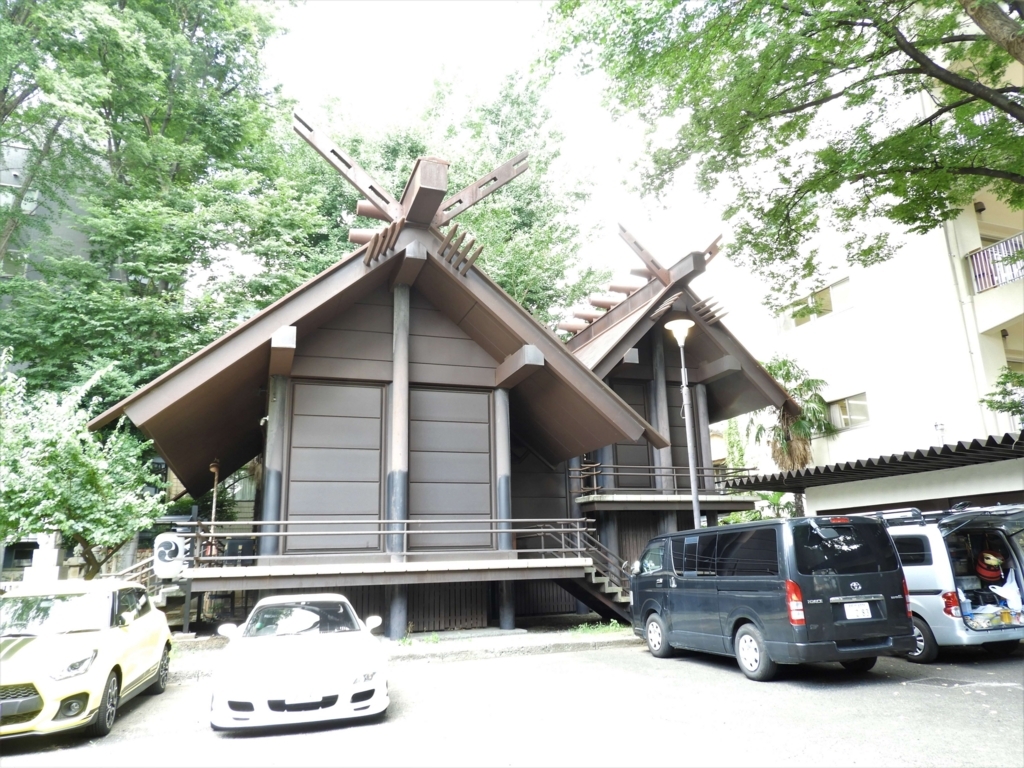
[
  {"left": 766, "top": 633, "right": 917, "bottom": 663},
  {"left": 933, "top": 620, "right": 1024, "bottom": 647}
]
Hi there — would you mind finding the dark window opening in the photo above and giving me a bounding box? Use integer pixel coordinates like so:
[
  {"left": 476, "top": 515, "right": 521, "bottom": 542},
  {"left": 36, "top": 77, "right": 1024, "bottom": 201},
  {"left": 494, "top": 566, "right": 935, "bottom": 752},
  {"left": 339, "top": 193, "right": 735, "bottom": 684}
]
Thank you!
[
  {"left": 717, "top": 528, "right": 780, "bottom": 576},
  {"left": 894, "top": 536, "right": 932, "bottom": 566}
]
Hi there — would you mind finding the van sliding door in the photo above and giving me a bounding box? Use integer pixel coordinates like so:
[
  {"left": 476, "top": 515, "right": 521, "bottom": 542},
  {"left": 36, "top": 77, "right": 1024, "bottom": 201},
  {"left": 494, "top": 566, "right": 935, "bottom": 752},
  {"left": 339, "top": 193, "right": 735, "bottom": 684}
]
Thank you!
[{"left": 667, "top": 534, "right": 723, "bottom": 652}]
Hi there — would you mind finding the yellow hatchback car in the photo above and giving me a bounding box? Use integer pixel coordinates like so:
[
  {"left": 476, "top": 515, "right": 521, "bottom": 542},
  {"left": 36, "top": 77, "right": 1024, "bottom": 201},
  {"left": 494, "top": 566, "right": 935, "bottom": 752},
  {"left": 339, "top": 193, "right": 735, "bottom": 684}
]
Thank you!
[{"left": 0, "top": 579, "right": 172, "bottom": 739}]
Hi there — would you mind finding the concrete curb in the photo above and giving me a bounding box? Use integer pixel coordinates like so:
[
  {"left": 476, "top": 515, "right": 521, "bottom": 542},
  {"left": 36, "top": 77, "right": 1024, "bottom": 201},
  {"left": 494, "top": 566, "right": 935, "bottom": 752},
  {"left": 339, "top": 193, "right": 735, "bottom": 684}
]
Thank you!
[{"left": 167, "top": 632, "right": 642, "bottom": 685}]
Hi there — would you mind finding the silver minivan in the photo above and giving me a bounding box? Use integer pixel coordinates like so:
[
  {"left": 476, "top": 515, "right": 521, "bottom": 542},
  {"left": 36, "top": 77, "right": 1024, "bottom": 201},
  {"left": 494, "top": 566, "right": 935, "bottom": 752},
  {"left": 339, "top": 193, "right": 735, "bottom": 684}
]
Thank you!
[{"left": 881, "top": 506, "right": 1024, "bottom": 662}]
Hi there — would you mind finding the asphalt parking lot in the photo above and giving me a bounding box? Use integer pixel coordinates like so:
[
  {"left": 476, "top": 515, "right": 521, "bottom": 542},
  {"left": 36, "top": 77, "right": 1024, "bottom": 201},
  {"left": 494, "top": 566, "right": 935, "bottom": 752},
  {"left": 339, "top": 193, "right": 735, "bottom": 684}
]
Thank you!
[{"left": 1, "top": 641, "right": 1021, "bottom": 768}]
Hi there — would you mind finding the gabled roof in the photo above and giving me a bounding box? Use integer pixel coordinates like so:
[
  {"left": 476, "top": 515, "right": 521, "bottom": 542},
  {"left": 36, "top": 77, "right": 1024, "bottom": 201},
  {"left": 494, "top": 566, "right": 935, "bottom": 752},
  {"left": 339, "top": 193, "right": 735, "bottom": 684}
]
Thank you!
[
  {"left": 566, "top": 251, "right": 798, "bottom": 424},
  {"left": 725, "top": 433, "right": 1024, "bottom": 492},
  {"left": 90, "top": 227, "right": 667, "bottom": 497}
]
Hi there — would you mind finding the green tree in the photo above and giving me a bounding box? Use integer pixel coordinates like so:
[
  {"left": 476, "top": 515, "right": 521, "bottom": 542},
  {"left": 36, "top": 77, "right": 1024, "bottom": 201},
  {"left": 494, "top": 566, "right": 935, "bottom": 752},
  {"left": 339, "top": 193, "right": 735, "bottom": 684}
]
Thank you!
[
  {"left": 747, "top": 355, "right": 838, "bottom": 516},
  {"left": 0, "top": 348, "right": 166, "bottom": 578},
  {"left": 1, "top": 0, "right": 298, "bottom": 405},
  {"left": 981, "top": 366, "right": 1024, "bottom": 418},
  {"left": 552, "top": 0, "right": 1024, "bottom": 309}
]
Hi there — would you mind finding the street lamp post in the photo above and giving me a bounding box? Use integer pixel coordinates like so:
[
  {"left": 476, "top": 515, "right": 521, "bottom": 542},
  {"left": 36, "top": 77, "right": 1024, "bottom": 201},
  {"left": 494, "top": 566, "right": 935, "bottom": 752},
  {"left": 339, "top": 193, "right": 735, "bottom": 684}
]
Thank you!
[{"left": 664, "top": 319, "right": 701, "bottom": 530}]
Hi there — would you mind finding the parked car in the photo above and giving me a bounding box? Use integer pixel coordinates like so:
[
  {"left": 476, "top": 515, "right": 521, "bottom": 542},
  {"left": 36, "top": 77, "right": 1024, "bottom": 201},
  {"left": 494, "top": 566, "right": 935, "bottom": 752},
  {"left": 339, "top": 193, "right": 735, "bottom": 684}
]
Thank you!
[
  {"left": 630, "top": 516, "right": 916, "bottom": 681},
  {"left": 0, "top": 579, "right": 171, "bottom": 739},
  {"left": 210, "top": 593, "right": 388, "bottom": 731},
  {"left": 882, "top": 505, "right": 1024, "bottom": 663}
]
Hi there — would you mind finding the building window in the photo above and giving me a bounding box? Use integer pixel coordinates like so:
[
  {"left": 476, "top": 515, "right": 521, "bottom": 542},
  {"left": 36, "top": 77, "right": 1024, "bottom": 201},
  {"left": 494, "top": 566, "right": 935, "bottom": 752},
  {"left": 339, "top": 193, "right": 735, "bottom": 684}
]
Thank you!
[
  {"left": 783, "top": 278, "right": 851, "bottom": 329},
  {"left": 829, "top": 393, "right": 869, "bottom": 430}
]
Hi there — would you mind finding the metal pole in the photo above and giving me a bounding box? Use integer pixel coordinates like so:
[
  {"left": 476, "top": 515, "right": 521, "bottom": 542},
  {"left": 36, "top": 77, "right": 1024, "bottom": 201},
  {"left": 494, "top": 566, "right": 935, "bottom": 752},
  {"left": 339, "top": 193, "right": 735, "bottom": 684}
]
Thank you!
[
  {"left": 494, "top": 387, "right": 515, "bottom": 630},
  {"left": 678, "top": 343, "right": 702, "bottom": 529}
]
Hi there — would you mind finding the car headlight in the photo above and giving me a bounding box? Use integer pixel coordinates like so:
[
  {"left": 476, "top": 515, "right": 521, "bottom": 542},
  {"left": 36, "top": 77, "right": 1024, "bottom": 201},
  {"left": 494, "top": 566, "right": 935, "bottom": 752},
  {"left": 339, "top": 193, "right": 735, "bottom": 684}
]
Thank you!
[
  {"left": 353, "top": 671, "right": 376, "bottom": 685},
  {"left": 52, "top": 650, "right": 98, "bottom": 681}
]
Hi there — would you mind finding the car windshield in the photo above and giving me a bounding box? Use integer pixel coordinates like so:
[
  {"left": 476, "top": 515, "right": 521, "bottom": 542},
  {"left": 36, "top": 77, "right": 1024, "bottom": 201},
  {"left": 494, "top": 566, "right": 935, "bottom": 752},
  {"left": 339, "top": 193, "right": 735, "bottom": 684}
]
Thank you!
[
  {"left": 0, "top": 592, "right": 112, "bottom": 636},
  {"left": 242, "top": 601, "right": 360, "bottom": 637},
  {"left": 792, "top": 522, "right": 900, "bottom": 575}
]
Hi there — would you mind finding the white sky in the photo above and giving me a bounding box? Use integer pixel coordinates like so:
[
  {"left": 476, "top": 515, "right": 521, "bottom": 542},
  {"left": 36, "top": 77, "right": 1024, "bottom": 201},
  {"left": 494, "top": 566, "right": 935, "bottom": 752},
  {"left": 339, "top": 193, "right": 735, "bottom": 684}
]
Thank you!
[{"left": 262, "top": 0, "right": 780, "bottom": 358}]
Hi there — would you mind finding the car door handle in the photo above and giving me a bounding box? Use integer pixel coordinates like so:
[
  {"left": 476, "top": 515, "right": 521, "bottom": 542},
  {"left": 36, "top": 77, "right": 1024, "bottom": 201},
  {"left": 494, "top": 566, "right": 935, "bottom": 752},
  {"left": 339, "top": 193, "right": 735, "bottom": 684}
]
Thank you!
[{"left": 656, "top": 578, "right": 663, "bottom": 585}]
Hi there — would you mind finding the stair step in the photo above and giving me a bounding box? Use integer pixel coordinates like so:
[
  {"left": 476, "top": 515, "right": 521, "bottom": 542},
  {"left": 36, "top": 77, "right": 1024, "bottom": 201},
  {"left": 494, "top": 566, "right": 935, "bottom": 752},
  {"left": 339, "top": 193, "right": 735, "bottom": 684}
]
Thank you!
[{"left": 589, "top": 575, "right": 609, "bottom": 585}]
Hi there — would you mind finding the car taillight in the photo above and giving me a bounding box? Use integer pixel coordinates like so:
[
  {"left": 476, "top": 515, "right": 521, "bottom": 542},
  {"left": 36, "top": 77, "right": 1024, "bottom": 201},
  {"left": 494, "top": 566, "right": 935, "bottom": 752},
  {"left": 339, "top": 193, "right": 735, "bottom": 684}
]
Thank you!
[
  {"left": 786, "top": 580, "right": 805, "bottom": 625},
  {"left": 902, "top": 577, "right": 913, "bottom": 618},
  {"left": 941, "top": 591, "right": 961, "bottom": 617}
]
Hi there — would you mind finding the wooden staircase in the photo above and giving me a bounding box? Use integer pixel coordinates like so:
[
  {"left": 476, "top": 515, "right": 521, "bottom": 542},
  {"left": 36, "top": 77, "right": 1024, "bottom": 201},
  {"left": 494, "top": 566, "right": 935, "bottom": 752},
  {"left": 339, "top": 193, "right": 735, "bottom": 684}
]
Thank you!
[{"left": 553, "top": 529, "right": 633, "bottom": 624}]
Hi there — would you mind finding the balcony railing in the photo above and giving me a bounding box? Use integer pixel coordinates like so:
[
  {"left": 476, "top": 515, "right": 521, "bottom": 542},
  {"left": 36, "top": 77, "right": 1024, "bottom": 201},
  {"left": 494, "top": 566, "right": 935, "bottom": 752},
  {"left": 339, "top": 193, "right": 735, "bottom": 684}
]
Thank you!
[
  {"left": 969, "top": 233, "right": 1024, "bottom": 293},
  {"left": 170, "top": 518, "right": 594, "bottom": 568},
  {"left": 569, "top": 463, "right": 759, "bottom": 496}
]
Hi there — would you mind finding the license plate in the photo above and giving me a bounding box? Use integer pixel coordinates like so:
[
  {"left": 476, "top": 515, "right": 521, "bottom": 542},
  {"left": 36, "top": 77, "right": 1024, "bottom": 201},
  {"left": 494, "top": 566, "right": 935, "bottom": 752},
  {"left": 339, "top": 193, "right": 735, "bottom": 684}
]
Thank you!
[{"left": 844, "top": 602, "right": 872, "bottom": 620}]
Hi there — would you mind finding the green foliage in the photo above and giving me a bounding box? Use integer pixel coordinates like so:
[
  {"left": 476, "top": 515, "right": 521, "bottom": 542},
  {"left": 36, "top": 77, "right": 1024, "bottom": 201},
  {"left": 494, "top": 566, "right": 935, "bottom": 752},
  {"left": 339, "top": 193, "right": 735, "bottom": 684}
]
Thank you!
[
  {"left": 552, "top": 0, "right": 1024, "bottom": 309},
  {"left": 720, "top": 509, "right": 766, "bottom": 525},
  {"left": 569, "top": 620, "right": 627, "bottom": 634},
  {"left": 725, "top": 418, "right": 746, "bottom": 468},
  {"left": 980, "top": 366, "right": 1024, "bottom": 417},
  {"left": 0, "top": 348, "right": 166, "bottom": 578}
]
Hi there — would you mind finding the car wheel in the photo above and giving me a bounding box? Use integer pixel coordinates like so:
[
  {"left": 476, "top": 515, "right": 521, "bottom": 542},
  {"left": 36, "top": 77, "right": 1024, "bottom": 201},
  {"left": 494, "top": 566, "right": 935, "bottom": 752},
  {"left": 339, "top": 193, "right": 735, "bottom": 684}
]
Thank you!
[
  {"left": 645, "top": 613, "right": 673, "bottom": 658},
  {"left": 87, "top": 672, "right": 120, "bottom": 738},
  {"left": 904, "top": 616, "right": 938, "bottom": 664},
  {"left": 734, "top": 624, "right": 777, "bottom": 682},
  {"left": 981, "top": 640, "right": 1020, "bottom": 658},
  {"left": 840, "top": 656, "right": 877, "bottom": 673},
  {"left": 146, "top": 646, "right": 171, "bottom": 695}
]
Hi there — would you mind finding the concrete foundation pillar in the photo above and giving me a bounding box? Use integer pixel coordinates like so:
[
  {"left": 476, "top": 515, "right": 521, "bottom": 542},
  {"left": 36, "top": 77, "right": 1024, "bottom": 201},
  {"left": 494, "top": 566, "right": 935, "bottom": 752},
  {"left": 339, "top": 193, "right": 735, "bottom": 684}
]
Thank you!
[
  {"left": 388, "top": 584, "right": 408, "bottom": 641},
  {"left": 499, "top": 581, "right": 515, "bottom": 630}
]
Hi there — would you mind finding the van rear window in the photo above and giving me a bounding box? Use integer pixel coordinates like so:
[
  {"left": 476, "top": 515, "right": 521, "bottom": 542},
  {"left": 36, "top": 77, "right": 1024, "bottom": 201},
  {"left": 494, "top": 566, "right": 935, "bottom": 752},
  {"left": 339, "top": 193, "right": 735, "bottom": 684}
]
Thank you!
[{"left": 792, "top": 522, "right": 900, "bottom": 575}]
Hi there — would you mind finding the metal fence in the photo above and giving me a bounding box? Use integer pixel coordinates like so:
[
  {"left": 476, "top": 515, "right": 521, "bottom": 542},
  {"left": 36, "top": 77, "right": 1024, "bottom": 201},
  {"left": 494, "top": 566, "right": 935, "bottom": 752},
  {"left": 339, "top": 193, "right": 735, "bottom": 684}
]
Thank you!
[
  {"left": 969, "top": 233, "right": 1024, "bottom": 293},
  {"left": 568, "top": 463, "right": 759, "bottom": 495}
]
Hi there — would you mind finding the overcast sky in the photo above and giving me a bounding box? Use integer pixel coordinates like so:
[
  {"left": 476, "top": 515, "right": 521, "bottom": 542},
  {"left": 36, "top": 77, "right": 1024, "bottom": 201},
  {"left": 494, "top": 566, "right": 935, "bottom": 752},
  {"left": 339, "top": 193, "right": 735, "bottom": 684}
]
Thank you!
[{"left": 261, "top": 0, "right": 780, "bottom": 357}]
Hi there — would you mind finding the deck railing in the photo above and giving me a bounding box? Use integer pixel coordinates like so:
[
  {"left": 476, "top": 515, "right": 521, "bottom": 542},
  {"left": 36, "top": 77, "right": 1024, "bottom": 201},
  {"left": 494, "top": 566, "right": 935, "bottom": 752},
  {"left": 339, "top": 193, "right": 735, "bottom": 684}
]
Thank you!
[
  {"left": 169, "top": 518, "right": 596, "bottom": 568},
  {"left": 969, "top": 233, "right": 1024, "bottom": 293},
  {"left": 568, "top": 463, "right": 759, "bottom": 495}
]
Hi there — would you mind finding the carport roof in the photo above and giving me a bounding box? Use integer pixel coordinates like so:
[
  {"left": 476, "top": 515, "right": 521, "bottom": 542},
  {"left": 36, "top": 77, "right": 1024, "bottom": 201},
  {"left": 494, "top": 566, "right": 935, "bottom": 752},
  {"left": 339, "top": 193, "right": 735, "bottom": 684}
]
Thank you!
[{"left": 724, "top": 432, "right": 1023, "bottom": 492}]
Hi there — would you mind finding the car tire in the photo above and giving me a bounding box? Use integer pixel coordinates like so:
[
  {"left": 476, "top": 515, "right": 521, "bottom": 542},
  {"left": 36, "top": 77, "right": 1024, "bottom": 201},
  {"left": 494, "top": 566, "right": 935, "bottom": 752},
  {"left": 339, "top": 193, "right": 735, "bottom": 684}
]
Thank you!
[
  {"left": 981, "top": 640, "right": 1020, "bottom": 658},
  {"left": 840, "top": 656, "right": 877, "bottom": 673},
  {"left": 905, "top": 616, "right": 938, "bottom": 664},
  {"left": 734, "top": 624, "right": 777, "bottom": 682},
  {"left": 146, "top": 646, "right": 171, "bottom": 695},
  {"left": 644, "top": 613, "right": 673, "bottom": 658},
  {"left": 87, "top": 672, "right": 119, "bottom": 738}
]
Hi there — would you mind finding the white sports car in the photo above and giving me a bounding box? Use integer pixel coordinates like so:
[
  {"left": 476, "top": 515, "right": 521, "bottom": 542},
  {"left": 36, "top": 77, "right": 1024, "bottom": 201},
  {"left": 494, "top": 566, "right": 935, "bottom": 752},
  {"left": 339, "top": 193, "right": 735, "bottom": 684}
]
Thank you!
[{"left": 209, "top": 593, "right": 388, "bottom": 731}]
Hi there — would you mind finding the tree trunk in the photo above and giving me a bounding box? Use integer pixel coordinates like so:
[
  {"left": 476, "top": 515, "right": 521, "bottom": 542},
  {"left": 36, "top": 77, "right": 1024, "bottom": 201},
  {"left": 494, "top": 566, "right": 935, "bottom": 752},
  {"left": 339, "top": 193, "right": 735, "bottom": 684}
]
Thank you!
[{"left": 793, "top": 492, "right": 806, "bottom": 518}]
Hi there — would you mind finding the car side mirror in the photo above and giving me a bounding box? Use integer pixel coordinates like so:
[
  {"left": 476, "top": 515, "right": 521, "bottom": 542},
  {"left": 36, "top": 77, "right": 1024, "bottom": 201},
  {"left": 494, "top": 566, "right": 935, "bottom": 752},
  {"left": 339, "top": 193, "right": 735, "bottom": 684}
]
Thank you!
[
  {"left": 118, "top": 612, "right": 135, "bottom": 627},
  {"left": 631, "top": 561, "right": 641, "bottom": 575},
  {"left": 365, "top": 615, "right": 383, "bottom": 631},
  {"left": 217, "top": 623, "right": 239, "bottom": 638}
]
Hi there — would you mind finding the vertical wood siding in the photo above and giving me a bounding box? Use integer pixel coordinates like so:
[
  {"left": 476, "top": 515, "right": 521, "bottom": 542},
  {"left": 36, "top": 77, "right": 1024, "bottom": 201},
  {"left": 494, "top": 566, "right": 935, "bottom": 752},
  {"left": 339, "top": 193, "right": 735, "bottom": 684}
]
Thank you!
[
  {"left": 619, "top": 512, "right": 662, "bottom": 568},
  {"left": 611, "top": 381, "right": 653, "bottom": 487},
  {"left": 514, "top": 580, "right": 578, "bottom": 616},
  {"left": 284, "top": 382, "right": 383, "bottom": 552},
  {"left": 407, "top": 582, "right": 488, "bottom": 631},
  {"left": 409, "top": 388, "right": 493, "bottom": 550}
]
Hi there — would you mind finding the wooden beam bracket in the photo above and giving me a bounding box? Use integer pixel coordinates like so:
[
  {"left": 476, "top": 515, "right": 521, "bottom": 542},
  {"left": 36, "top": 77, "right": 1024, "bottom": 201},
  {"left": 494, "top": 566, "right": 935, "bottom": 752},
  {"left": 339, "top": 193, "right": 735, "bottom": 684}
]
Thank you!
[
  {"left": 268, "top": 325, "right": 297, "bottom": 377},
  {"left": 495, "top": 345, "right": 544, "bottom": 389}
]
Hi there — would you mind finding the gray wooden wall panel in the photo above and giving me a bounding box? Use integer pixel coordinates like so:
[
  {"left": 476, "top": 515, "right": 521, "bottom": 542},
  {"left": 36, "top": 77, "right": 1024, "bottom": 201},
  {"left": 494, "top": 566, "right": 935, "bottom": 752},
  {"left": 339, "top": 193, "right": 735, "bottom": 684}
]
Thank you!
[
  {"left": 619, "top": 512, "right": 661, "bottom": 568},
  {"left": 611, "top": 381, "right": 652, "bottom": 488},
  {"left": 292, "top": 286, "right": 394, "bottom": 384},
  {"left": 407, "top": 582, "right": 488, "bottom": 632},
  {"left": 407, "top": 287, "right": 498, "bottom": 387},
  {"left": 666, "top": 387, "right": 692, "bottom": 477},
  {"left": 409, "top": 388, "right": 492, "bottom": 549},
  {"left": 515, "top": 580, "right": 577, "bottom": 617},
  {"left": 285, "top": 382, "right": 383, "bottom": 552}
]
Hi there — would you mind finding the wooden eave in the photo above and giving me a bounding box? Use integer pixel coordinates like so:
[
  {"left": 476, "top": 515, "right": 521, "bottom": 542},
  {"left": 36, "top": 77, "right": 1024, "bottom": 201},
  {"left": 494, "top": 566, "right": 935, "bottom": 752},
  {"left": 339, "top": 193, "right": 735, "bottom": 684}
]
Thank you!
[{"left": 90, "top": 228, "right": 666, "bottom": 497}]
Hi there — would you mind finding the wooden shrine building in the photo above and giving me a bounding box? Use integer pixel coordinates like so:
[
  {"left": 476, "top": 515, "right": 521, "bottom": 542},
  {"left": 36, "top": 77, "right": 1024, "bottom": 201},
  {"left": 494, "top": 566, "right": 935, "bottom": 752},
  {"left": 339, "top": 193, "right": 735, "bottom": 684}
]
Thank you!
[{"left": 91, "top": 115, "right": 794, "bottom": 636}]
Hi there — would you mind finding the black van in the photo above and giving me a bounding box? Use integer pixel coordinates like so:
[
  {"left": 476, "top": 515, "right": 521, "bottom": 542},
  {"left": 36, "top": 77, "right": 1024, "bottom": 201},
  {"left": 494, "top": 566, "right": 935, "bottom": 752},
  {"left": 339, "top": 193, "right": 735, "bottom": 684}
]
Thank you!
[{"left": 630, "top": 516, "right": 916, "bottom": 680}]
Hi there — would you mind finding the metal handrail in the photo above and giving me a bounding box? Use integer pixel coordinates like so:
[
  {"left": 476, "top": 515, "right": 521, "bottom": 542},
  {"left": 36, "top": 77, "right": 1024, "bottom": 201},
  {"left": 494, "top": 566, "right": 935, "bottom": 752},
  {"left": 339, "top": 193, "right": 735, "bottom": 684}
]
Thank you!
[
  {"left": 100, "top": 555, "right": 158, "bottom": 593},
  {"left": 569, "top": 463, "right": 759, "bottom": 495}
]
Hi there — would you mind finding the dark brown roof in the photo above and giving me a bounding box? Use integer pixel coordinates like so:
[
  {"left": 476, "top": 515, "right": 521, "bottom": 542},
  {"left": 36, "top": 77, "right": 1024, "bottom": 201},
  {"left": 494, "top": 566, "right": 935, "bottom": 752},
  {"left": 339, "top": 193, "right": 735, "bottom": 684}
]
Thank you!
[
  {"left": 725, "top": 433, "right": 1024, "bottom": 492},
  {"left": 90, "top": 227, "right": 667, "bottom": 497},
  {"left": 567, "top": 252, "right": 798, "bottom": 423}
]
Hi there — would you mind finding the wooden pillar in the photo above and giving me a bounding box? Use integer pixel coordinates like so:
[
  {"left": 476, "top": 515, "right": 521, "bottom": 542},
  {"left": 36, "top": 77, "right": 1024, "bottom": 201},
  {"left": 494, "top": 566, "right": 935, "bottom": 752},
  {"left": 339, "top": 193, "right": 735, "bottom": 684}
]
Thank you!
[
  {"left": 494, "top": 387, "right": 515, "bottom": 630},
  {"left": 695, "top": 383, "right": 715, "bottom": 491},
  {"left": 567, "top": 456, "right": 590, "bottom": 615},
  {"left": 259, "top": 374, "right": 288, "bottom": 557},
  {"left": 387, "top": 284, "right": 410, "bottom": 640}
]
